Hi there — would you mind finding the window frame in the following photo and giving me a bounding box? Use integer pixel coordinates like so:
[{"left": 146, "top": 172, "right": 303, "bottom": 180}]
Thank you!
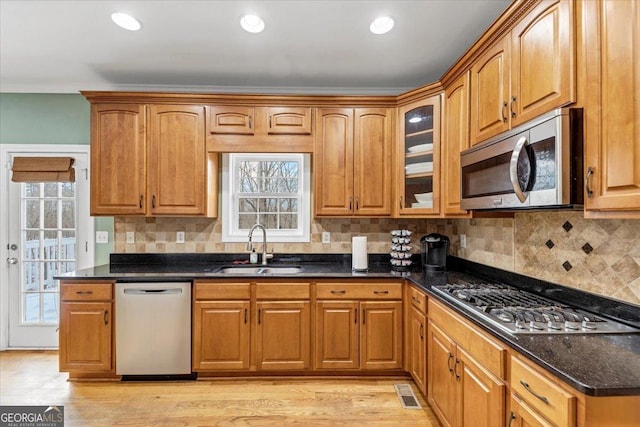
[{"left": 221, "top": 153, "right": 310, "bottom": 243}]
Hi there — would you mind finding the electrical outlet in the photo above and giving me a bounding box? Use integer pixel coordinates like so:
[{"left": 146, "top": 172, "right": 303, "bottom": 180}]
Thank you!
[
  {"left": 322, "top": 231, "right": 331, "bottom": 244},
  {"left": 176, "top": 231, "right": 185, "bottom": 244},
  {"left": 460, "top": 234, "right": 467, "bottom": 248},
  {"left": 96, "top": 231, "right": 109, "bottom": 244},
  {"left": 126, "top": 231, "right": 135, "bottom": 244}
]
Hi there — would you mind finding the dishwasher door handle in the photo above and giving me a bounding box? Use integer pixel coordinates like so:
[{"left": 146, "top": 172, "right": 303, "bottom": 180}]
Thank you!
[{"left": 123, "top": 288, "right": 183, "bottom": 295}]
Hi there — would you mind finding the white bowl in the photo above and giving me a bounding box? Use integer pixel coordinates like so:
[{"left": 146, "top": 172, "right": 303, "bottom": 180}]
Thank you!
[{"left": 414, "top": 192, "right": 433, "bottom": 203}]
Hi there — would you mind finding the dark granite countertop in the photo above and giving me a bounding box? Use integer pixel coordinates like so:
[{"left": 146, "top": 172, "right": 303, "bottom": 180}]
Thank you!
[{"left": 56, "top": 253, "right": 640, "bottom": 397}]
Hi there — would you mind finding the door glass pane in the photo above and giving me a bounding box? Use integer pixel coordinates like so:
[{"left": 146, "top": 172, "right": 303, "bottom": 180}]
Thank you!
[
  {"left": 42, "top": 293, "right": 59, "bottom": 323},
  {"left": 44, "top": 200, "right": 58, "bottom": 228},
  {"left": 43, "top": 183, "right": 57, "bottom": 197},
  {"left": 21, "top": 182, "right": 77, "bottom": 325},
  {"left": 23, "top": 262, "right": 40, "bottom": 292},
  {"left": 61, "top": 200, "right": 75, "bottom": 228}
]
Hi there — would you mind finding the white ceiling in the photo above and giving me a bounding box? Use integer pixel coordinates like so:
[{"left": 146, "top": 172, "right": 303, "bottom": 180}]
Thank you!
[{"left": 0, "top": 0, "right": 510, "bottom": 95}]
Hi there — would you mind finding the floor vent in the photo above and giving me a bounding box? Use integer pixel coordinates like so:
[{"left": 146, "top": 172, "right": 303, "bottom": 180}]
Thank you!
[{"left": 394, "top": 383, "right": 422, "bottom": 409}]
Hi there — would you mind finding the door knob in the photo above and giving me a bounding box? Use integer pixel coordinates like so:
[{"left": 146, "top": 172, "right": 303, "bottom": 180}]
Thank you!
[{"left": 7, "top": 257, "right": 18, "bottom": 265}]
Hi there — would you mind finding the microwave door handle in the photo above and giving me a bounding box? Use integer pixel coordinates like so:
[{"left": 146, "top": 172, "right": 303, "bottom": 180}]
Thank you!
[{"left": 509, "top": 136, "right": 529, "bottom": 203}]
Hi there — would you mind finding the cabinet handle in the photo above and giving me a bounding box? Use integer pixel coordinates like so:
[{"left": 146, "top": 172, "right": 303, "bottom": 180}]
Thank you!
[
  {"left": 349, "top": 196, "right": 353, "bottom": 210},
  {"left": 585, "top": 167, "right": 594, "bottom": 199},
  {"left": 258, "top": 308, "right": 261, "bottom": 325},
  {"left": 355, "top": 308, "right": 358, "bottom": 324},
  {"left": 454, "top": 358, "right": 460, "bottom": 381},
  {"left": 331, "top": 290, "right": 346, "bottom": 295},
  {"left": 447, "top": 353, "right": 454, "bottom": 373},
  {"left": 502, "top": 101, "right": 508, "bottom": 122},
  {"left": 103, "top": 309, "right": 108, "bottom": 325},
  {"left": 399, "top": 196, "right": 403, "bottom": 210},
  {"left": 152, "top": 195, "right": 156, "bottom": 209},
  {"left": 374, "top": 290, "right": 389, "bottom": 295},
  {"left": 269, "top": 114, "right": 272, "bottom": 128},
  {"left": 510, "top": 96, "right": 517, "bottom": 118},
  {"left": 355, "top": 197, "right": 359, "bottom": 211},
  {"left": 508, "top": 411, "right": 516, "bottom": 427},
  {"left": 520, "top": 380, "right": 549, "bottom": 405},
  {"left": 75, "top": 290, "right": 93, "bottom": 295},
  {"left": 244, "top": 308, "right": 248, "bottom": 324},
  {"left": 139, "top": 195, "right": 143, "bottom": 209},
  {"left": 362, "top": 308, "right": 366, "bottom": 324},
  {"left": 419, "top": 323, "right": 424, "bottom": 340}
]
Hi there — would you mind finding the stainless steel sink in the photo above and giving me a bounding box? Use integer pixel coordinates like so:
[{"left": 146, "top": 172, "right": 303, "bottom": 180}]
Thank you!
[{"left": 216, "top": 265, "right": 303, "bottom": 275}]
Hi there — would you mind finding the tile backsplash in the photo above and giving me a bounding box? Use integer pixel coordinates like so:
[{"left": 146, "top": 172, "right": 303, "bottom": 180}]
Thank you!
[{"left": 113, "top": 211, "right": 640, "bottom": 306}]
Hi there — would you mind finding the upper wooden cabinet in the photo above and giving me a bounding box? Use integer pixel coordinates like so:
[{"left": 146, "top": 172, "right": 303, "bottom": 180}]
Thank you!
[
  {"left": 207, "top": 106, "right": 313, "bottom": 152},
  {"left": 90, "top": 104, "right": 146, "bottom": 215},
  {"left": 442, "top": 71, "right": 471, "bottom": 217},
  {"left": 470, "top": 0, "right": 575, "bottom": 145},
  {"left": 396, "top": 95, "right": 441, "bottom": 217},
  {"left": 89, "top": 103, "right": 217, "bottom": 217},
  {"left": 314, "top": 108, "right": 393, "bottom": 217},
  {"left": 147, "top": 105, "right": 209, "bottom": 216},
  {"left": 209, "top": 106, "right": 254, "bottom": 135},
  {"left": 583, "top": 0, "right": 640, "bottom": 218}
]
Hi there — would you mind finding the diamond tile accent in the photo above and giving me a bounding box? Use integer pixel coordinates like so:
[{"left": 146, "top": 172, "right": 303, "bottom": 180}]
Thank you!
[
  {"left": 562, "top": 261, "right": 573, "bottom": 271},
  {"left": 582, "top": 243, "right": 593, "bottom": 254},
  {"left": 562, "top": 221, "right": 573, "bottom": 232},
  {"left": 546, "top": 240, "right": 555, "bottom": 249}
]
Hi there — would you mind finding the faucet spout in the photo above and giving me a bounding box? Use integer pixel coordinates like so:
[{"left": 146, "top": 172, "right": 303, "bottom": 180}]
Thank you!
[{"left": 248, "top": 224, "right": 268, "bottom": 265}]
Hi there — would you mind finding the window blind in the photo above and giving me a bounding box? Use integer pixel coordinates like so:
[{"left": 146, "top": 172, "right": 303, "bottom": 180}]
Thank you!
[{"left": 11, "top": 156, "right": 76, "bottom": 182}]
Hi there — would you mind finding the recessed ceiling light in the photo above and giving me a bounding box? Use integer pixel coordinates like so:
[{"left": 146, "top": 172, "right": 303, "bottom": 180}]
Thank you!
[
  {"left": 240, "top": 14, "right": 265, "bottom": 33},
  {"left": 370, "top": 16, "right": 394, "bottom": 35},
  {"left": 111, "top": 12, "right": 141, "bottom": 31},
  {"left": 408, "top": 117, "right": 423, "bottom": 124}
]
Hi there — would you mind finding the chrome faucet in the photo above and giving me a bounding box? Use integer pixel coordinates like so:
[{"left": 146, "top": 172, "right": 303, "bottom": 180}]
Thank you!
[{"left": 247, "top": 224, "right": 269, "bottom": 265}]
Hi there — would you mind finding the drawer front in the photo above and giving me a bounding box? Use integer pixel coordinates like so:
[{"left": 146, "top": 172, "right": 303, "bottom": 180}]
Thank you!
[
  {"left": 408, "top": 286, "right": 427, "bottom": 313},
  {"left": 510, "top": 356, "right": 576, "bottom": 427},
  {"left": 316, "top": 283, "right": 402, "bottom": 299},
  {"left": 195, "top": 282, "right": 251, "bottom": 300},
  {"left": 429, "top": 299, "right": 506, "bottom": 378},
  {"left": 60, "top": 283, "right": 112, "bottom": 301},
  {"left": 256, "top": 283, "right": 310, "bottom": 300}
]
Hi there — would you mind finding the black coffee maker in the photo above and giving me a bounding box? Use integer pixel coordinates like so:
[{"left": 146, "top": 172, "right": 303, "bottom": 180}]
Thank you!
[{"left": 420, "top": 233, "right": 450, "bottom": 271}]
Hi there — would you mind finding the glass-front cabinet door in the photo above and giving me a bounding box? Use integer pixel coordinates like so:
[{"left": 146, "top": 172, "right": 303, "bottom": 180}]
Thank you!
[{"left": 397, "top": 95, "right": 441, "bottom": 216}]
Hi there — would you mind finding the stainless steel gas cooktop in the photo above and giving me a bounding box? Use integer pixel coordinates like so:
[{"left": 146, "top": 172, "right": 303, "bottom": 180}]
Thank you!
[{"left": 432, "top": 281, "right": 639, "bottom": 335}]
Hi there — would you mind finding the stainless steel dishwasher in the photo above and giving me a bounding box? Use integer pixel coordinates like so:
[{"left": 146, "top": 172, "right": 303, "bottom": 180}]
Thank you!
[{"left": 115, "top": 282, "right": 191, "bottom": 376}]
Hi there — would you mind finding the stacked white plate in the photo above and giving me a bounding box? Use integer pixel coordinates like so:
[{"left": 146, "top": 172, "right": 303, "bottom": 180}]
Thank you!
[
  {"left": 411, "top": 192, "right": 433, "bottom": 208},
  {"left": 407, "top": 143, "right": 433, "bottom": 154},
  {"left": 405, "top": 162, "right": 433, "bottom": 175}
]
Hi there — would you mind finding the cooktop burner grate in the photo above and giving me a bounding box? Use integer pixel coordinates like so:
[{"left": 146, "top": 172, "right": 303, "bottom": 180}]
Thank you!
[{"left": 432, "top": 281, "right": 639, "bottom": 335}]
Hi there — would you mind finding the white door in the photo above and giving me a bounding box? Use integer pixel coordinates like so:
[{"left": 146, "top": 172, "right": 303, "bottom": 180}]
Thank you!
[{"left": 2, "top": 145, "right": 93, "bottom": 348}]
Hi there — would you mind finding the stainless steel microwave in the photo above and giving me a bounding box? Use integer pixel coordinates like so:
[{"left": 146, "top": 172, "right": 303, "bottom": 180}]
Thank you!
[{"left": 460, "top": 108, "right": 583, "bottom": 210}]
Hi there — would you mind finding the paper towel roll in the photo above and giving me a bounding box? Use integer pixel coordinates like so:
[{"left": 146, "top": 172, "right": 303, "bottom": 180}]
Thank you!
[{"left": 352, "top": 236, "right": 368, "bottom": 271}]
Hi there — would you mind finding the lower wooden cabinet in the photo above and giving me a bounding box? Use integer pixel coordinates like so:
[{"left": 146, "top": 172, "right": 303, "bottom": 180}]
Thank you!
[
  {"left": 407, "top": 288, "right": 427, "bottom": 396},
  {"left": 428, "top": 299, "right": 506, "bottom": 427},
  {"left": 509, "top": 394, "right": 555, "bottom": 427},
  {"left": 193, "top": 301, "right": 250, "bottom": 371},
  {"left": 256, "top": 301, "right": 310, "bottom": 370},
  {"left": 193, "top": 282, "right": 251, "bottom": 371},
  {"left": 315, "top": 300, "right": 402, "bottom": 370},
  {"left": 59, "top": 282, "right": 113, "bottom": 373}
]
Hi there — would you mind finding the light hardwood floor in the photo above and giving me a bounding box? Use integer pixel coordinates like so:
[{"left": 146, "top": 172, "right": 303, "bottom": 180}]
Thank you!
[{"left": 0, "top": 351, "right": 442, "bottom": 426}]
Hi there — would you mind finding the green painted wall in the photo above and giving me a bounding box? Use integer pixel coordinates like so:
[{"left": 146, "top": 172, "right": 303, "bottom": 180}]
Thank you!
[
  {"left": 0, "top": 93, "right": 90, "bottom": 145},
  {"left": 0, "top": 93, "right": 113, "bottom": 265}
]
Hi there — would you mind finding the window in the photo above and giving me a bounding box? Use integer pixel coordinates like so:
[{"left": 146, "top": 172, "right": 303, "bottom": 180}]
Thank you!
[{"left": 221, "top": 153, "right": 310, "bottom": 242}]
